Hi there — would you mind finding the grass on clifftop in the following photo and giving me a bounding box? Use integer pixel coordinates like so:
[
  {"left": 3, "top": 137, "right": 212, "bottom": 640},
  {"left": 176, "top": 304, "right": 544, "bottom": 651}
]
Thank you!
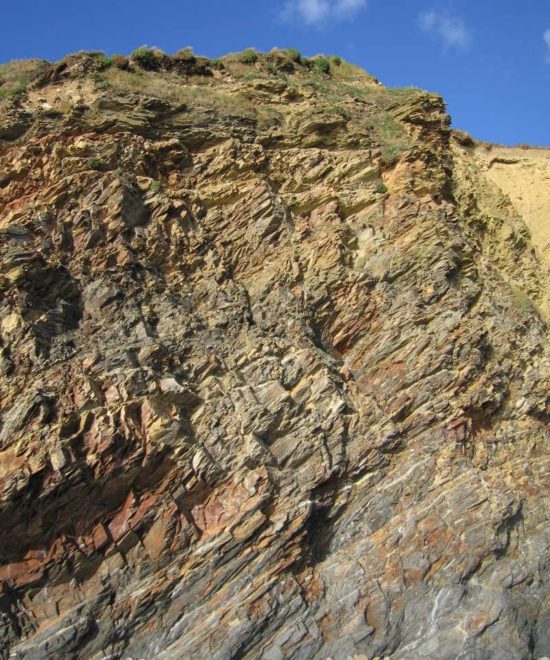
[
  {"left": 0, "top": 59, "right": 49, "bottom": 100},
  {"left": 102, "top": 66, "right": 256, "bottom": 116},
  {"left": 0, "top": 47, "right": 423, "bottom": 164},
  {"left": 0, "top": 47, "right": 418, "bottom": 105}
]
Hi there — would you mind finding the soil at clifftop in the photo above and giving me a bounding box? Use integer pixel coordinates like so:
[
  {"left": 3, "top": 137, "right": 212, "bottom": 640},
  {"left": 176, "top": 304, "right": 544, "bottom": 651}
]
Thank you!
[{"left": 0, "top": 48, "right": 549, "bottom": 659}]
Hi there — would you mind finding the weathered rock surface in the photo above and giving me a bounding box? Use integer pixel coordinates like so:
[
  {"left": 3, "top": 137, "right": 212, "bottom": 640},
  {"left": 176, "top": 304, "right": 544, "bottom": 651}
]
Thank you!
[{"left": 0, "top": 50, "right": 549, "bottom": 658}]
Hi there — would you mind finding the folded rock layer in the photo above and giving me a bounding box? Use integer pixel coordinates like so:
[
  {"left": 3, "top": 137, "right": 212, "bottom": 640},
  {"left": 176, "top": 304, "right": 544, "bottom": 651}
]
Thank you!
[{"left": 0, "top": 50, "right": 549, "bottom": 659}]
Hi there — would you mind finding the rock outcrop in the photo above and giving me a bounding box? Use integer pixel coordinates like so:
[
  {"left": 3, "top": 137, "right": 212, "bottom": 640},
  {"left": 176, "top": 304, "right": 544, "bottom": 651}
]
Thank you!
[{"left": 0, "top": 49, "right": 549, "bottom": 659}]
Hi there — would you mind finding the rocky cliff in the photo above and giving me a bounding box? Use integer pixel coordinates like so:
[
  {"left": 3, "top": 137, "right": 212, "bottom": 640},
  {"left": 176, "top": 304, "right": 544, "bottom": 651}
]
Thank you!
[{"left": 0, "top": 48, "right": 549, "bottom": 659}]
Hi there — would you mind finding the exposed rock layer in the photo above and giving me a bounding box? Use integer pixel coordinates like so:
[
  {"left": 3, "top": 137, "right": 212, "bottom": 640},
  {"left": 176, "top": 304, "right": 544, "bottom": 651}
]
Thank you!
[
  {"left": 0, "top": 51, "right": 549, "bottom": 659},
  {"left": 470, "top": 144, "right": 550, "bottom": 260}
]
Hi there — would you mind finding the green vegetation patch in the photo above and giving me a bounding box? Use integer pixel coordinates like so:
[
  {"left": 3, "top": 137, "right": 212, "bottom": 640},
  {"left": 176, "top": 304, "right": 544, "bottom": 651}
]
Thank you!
[
  {"left": 0, "top": 83, "right": 27, "bottom": 100},
  {"left": 131, "top": 47, "right": 163, "bottom": 69},
  {"left": 173, "top": 47, "right": 195, "bottom": 62},
  {"left": 87, "top": 157, "right": 103, "bottom": 170},
  {"left": 314, "top": 57, "right": 331, "bottom": 75},
  {"left": 0, "top": 59, "right": 49, "bottom": 102},
  {"left": 104, "top": 67, "right": 256, "bottom": 116},
  {"left": 89, "top": 52, "right": 113, "bottom": 69},
  {"left": 284, "top": 48, "right": 301, "bottom": 62},
  {"left": 368, "top": 107, "right": 414, "bottom": 163},
  {"left": 239, "top": 49, "right": 258, "bottom": 64}
]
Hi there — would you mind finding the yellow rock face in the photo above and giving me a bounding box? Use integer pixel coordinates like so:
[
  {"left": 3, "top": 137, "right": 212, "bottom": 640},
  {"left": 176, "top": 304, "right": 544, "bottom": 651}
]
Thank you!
[{"left": 474, "top": 144, "right": 550, "bottom": 259}]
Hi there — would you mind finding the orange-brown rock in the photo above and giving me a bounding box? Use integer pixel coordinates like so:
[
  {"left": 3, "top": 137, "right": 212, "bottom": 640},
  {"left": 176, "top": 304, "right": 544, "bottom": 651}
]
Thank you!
[{"left": 0, "top": 49, "right": 548, "bottom": 658}]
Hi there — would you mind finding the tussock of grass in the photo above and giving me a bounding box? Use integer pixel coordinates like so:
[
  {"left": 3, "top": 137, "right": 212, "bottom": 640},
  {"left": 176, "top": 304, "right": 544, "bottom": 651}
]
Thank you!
[
  {"left": 314, "top": 57, "right": 330, "bottom": 75},
  {"left": 239, "top": 49, "right": 258, "bottom": 64},
  {"left": 86, "top": 52, "right": 113, "bottom": 69},
  {"left": 284, "top": 48, "right": 301, "bottom": 62},
  {"left": 131, "top": 46, "right": 165, "bottom": 69},
  {"left": 173, "top": 47, "right": 195, "bottom": 61},
  {"left": 87, "top": 157, "right": 103, "bottom": 170}
]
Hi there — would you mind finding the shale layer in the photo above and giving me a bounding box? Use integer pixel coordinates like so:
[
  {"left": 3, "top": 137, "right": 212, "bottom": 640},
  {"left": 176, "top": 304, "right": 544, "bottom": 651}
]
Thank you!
[{"left": 0, "top": 50, "right": 549, "bottom": 658}]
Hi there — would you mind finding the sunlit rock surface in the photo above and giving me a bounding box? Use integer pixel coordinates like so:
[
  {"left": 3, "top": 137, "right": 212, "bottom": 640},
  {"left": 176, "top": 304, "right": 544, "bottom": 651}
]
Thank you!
[{"left": 0, "top": 50, "right": 548, "bottom": 659}]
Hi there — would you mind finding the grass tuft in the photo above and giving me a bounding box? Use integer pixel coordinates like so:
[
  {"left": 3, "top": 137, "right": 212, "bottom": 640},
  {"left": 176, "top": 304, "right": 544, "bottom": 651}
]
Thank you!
[
  {"left": 131, "top": 47, "right": 162, "bottom": 69},
  {"left": 239, "top": 49, "right": 258, "bottom": 64},
  {"left": 314, "top": 57, "right": 330, "bottom": 75},
  {"left": 174, "top": 47, "right": 195, "bottom": 61},
  {"left": 87, "top": 157, "right": 103, "bottom": 170},
  {"left": 284, "top": 48, "right": 301, "bottom": 62}
]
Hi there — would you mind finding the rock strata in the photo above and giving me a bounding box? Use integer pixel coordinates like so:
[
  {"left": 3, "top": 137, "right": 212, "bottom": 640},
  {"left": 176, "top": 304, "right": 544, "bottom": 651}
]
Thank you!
[{"left": 0, "top": 49, "right": 548, "bottom": 658}]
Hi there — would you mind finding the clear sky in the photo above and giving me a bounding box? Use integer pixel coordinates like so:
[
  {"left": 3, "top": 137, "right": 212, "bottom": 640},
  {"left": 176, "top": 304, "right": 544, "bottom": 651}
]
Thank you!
[{"left": 1, "top": 0, "right": 549, "bottom": 145}]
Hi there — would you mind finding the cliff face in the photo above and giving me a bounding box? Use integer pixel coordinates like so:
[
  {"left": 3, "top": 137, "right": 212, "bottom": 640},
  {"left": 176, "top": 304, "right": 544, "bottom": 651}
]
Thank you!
[{"left": 0, "top": 50, "right": 549, "bottom": 659}]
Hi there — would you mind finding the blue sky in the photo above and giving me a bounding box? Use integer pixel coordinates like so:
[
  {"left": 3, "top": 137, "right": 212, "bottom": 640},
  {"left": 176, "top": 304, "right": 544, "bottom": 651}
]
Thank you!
[{"left": 1, "top": 1, "right": 549, "bottom": 145}]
